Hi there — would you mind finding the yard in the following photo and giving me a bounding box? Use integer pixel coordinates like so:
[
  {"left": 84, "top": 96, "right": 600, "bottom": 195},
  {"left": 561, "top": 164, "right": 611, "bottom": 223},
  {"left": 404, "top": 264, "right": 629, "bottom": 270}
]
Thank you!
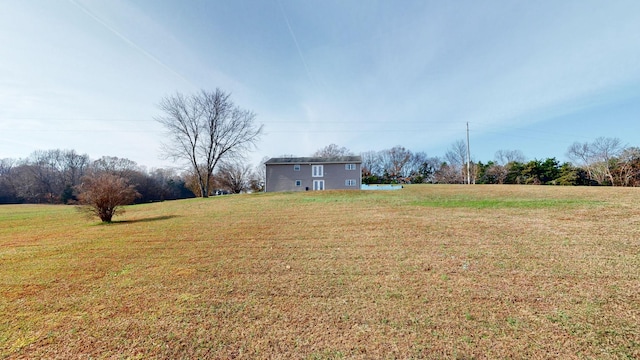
[{"left": 1, "top": 185, "right": 638, "bottom": 359}]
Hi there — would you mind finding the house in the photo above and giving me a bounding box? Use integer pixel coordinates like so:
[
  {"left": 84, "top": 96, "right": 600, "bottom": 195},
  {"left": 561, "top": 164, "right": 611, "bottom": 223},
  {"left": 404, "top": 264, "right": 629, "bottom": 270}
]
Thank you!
[{"left": 264, "top": 156, "right": 362, "bottom": 192}]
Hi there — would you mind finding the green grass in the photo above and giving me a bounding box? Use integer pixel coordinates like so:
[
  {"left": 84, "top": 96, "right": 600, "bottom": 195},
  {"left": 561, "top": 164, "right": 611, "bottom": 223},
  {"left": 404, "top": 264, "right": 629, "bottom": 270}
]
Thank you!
[
  {"left": 411, "top": 196, "right": 601, "bottom": 209},
  {"left": 1, "top": 185, "right": 639, "bottom": 359}
]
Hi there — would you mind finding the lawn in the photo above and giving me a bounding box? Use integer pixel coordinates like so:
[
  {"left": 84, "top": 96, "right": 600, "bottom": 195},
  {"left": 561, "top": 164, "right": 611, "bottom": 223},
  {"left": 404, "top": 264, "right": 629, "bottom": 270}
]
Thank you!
[{"left": 1, "top": 185, "right": 639, "bottom": 359}]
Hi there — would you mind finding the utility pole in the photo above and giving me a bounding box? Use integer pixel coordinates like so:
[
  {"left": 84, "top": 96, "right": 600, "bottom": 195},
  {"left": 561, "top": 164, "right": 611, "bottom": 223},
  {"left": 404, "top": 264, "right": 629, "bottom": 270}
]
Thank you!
[{"left": 466, "top": 122, "right": 471, "bottom": 185}]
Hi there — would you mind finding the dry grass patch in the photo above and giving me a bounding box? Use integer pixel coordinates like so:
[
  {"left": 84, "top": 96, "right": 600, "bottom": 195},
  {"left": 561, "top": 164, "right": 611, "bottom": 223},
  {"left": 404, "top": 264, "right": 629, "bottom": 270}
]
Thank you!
[{"left": 1, "top": 185, "right": 639, "bottom": 359}]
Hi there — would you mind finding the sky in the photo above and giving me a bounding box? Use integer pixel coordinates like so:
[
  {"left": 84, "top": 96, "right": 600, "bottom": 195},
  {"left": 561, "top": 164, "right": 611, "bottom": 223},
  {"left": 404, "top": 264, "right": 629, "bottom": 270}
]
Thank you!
[{"left": 2, "top": 0, "right": 640, "bottom": 170}]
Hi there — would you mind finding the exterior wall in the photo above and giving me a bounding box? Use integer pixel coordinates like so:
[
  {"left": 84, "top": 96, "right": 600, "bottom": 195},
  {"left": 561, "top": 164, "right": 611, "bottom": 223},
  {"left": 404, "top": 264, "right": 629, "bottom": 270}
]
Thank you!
[{"left": 266, "top": 162, "right": 361, "bottom": 192}]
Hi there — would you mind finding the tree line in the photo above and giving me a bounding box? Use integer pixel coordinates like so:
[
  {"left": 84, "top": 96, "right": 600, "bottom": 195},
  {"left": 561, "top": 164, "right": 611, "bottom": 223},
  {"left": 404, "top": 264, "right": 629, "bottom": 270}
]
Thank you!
[
  {"left": 3, "top": 138, "right": 639, "bottom": 205},
  {"left": 358, "top": 137, "right": 640, "bottom": 186},
  {"left": 0, "top": 149, "right": 271, "bottom": 205},
  {"left": 0, "top": 150, "right": 194, "bottom": 204}
]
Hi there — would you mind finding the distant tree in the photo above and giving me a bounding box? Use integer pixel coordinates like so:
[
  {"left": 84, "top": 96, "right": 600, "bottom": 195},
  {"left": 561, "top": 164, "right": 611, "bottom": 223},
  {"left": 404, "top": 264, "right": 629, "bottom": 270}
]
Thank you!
[
  {"left": 475, "top": 161, "right": 493, "bottom": 184},
  {"left": 249, "top": 156, "right": 269, "bottom": 192},
  {"left": 515, "top": 158, "right": 561, "bottom": 185},
  {"left": 215, "top": 160, "right": 253, "bottom": 194},
  {"left": 555, "top": 163, "right": 591, "bottom": 186},
  {"left": 76, "top": 173, "right": 140, "bottom": 223},
  {"left": 183, "top": 165, "right": 215, "bottom": 197},
  {"left": 147, "top": 168, "right": 195, "bottom": 200},
  {"left": 483, "top": 149, "right": 526, "bottom": 184},
  {"left": 360, "top": 148, "right": 439, "bottom": 184},
  {"left": 379, "top": 146, "right": 412, "bottom": 183},
  {"left": 360, "top": 151, "right": 382, "bottom": 184},
  {"left": 495, "top": 149, "right": 526, "bottom": 165},
  {"left": 23, "top": 150, "right": 64, "bottom": 203},
  {"left": 0, "top": 158, "right": 17, "bottom": 203},
  {"left": 312, "top": 144, "right": 353, "bottom": 158},
  {"left": 405, "top": 151, "right": 430, "bottom": 183},
  {"left": 417, "top": 156, "right": 442, "bottom": 184},
  {"left": 612, "top": 147, "right": 640, "bottom": 186},
  {"left": 567, "top": 137, "right": 624, "bottom": 185},
  {"left": 92, "top": 156, "right": 139, "bottom": 178},
  {"left": 434, "top": 162, "right": 459, "bottom": 184},
  {"left": 504, "top": 161, "right": 526, "bottom": 184},
  {"left": 592, "top": 137, "right": 624, "bottom": 185},
  {"left": 156, "top": 89, "right": 263, "bottom": 198},
  {"left": 567, "top": 141, "right": 595, "bottom": 180},
  {"left": 444, "top": 140, "right": 473, "bottom": 184},
  {"left": 12, "top": 149, "right": 91, "bottom": 204}
]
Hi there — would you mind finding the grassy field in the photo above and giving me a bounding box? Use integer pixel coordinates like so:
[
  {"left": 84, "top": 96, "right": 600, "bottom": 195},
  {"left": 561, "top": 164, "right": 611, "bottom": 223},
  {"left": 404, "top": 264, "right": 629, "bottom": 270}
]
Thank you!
[{"left": 1, "top": 185, "right": 639, "bottom": 359}]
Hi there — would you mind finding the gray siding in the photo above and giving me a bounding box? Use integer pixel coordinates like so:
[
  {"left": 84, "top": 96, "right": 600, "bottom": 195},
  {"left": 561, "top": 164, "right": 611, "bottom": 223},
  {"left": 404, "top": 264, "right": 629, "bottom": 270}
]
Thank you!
[{"left": 265, "top": 162, "right": 361, "bottom": 192}]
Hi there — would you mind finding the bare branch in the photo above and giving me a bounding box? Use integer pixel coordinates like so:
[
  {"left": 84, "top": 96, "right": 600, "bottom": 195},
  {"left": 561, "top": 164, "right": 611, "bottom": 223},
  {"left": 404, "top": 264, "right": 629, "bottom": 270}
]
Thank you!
[{"left": 155, "top": 89, "right": 263, "bottom": 197}]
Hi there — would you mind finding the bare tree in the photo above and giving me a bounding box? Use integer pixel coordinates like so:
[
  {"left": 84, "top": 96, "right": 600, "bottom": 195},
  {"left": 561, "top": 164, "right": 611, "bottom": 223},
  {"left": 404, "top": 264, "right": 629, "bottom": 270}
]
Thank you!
[
  {"left": 419, "top": 156, "right": 443, "bottom": 184},
  {"left": 0, "top": 158, "right": 17, "bottom": 203},
  {"left": 568, "top": 137, "right": 624, "bottom": 185},
  {"left": 379, "top": 146, "right": 412, "bottom": 182},
  {"left": 612, "top": 147, "right": 640, "bottom": 186},
  {"left": 495, "top": 149, "right": 525, "bottom": 165},
  {"left": 567, "top": 141, "right": 592, "bottom": 170},
  {"left": 215, "top": 160, "right": 253, "bottom": 194},
  {"left": 76, "top": 173, "right": 140, "bottom": 222},
  {"left": 360, "top": 150, "right": 382, "bottom": 179},
  {"left": 156, "top": 89, "right": 263, "bottom": 197},
  {"left": 434, "top": 162, "right": 460, "bottom": 184},
  {"left": 405, "top": 151, "right": 429, "bottom": 182},
  {"left": 444, "top": 140, "right": 469, "bottom": 184},
  {"left": 487, "top": 149, "right": 526, "bottom": 184},
  {"left": 250, "top": 156, "right": 270, "bottom": 192},
  {"left": 593, "top": 137, "right": 623, "bottom": 185},
  {"left": 13, "top": 149, "right": 91, "bottom": 203},
  {"left": 312, "top": 144, "right": 353, "bottom": 158},
  {"left": 92, "top": 156, "right": 139, "bottom": 178}
]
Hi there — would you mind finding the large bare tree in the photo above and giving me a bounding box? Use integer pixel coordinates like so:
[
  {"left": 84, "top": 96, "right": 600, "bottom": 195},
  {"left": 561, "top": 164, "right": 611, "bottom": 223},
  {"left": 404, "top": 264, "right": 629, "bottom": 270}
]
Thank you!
[{"left": 156, "top": 89, "right": 263, "bottom": 197}]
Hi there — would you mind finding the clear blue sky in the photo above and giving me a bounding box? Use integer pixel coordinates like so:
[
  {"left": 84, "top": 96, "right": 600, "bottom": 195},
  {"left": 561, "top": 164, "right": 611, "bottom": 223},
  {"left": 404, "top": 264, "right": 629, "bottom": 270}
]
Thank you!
[{"left": 2, "top": 0, "right": 640, "bottom": 169}]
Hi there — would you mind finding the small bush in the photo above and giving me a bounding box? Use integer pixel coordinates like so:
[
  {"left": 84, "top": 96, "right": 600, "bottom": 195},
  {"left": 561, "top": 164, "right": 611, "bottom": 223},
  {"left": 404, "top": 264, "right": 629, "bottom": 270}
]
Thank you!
[{"left": 76, "top": 173, "right": 140, "bottom": 222}]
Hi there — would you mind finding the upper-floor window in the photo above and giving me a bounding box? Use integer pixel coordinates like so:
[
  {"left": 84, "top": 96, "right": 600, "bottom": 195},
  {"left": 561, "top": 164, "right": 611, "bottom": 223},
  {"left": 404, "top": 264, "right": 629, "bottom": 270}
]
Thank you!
[
  {"left": 345, "top": 163, "right": 356, "bottom": 170},
  {"left": 312, "top": 165, "right": 323, "bottom": 177},
  {"left": 294, "top": 164, "right": 301, "bottom": 171}
]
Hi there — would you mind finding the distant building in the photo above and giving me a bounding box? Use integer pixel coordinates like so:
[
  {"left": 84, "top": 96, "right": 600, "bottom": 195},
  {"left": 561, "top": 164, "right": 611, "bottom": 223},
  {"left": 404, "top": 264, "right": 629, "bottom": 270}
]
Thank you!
[{"left": 264, "top": 156, "right": 362, "bottom": 192}]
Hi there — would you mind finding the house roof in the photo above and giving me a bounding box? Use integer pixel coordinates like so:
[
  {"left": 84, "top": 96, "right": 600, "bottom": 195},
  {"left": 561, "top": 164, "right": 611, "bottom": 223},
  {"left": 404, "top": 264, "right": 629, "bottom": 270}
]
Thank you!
[{"left": 265, "top": 156, "right": 362, "bottom": 165}]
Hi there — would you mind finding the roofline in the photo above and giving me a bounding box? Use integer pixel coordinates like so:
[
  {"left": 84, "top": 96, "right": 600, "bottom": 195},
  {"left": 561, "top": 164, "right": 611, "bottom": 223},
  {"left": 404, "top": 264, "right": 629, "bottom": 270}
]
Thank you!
[{"left": 265, "top": 156, "right": 362, "bottom": 165}]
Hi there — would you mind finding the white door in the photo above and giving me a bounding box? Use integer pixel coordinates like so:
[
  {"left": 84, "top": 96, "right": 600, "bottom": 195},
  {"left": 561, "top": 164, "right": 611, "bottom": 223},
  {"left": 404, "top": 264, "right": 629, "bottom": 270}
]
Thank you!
[{"left": 313, "top": 180, "right": 325, "bottom": 190}]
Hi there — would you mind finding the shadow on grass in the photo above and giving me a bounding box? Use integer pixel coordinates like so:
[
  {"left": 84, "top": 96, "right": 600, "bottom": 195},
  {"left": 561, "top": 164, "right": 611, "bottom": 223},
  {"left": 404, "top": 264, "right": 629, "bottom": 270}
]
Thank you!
[{"left": 108, "top": 215, "right": 181, "bottom": 224}]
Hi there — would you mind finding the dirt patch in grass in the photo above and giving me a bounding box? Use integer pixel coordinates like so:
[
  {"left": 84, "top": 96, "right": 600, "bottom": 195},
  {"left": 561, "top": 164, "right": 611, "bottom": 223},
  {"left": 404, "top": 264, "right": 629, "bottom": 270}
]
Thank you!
[{"left": 1, "top": 185, "right": 639, "bottom": 358}]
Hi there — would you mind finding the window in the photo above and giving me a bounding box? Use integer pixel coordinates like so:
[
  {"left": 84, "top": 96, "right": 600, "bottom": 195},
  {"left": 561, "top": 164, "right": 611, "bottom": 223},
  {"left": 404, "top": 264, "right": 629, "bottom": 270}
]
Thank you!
[
  {"left": 345, "top": 179, "right": 357, "bottom": 186},
  {"left": 293, "top": 164, "right": 300, "bottom": 171},
  {"left": 295, "top": 180, "right": 302, "bottom": 187},
  {"left": 312, "top": 165, "right": 323, "bottom": 177},
  {"left": 345, "top": 163, "right": 356, "bottom": 170},
  {"left": 313, "top": 180, "right": 325, "bottom": 190}
]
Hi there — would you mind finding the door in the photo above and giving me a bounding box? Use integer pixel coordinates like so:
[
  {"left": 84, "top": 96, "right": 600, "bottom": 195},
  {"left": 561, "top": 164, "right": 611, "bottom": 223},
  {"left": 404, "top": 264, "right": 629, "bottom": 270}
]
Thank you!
[{"left": 313, "top": 180, "right": 325, "bottom": 190}]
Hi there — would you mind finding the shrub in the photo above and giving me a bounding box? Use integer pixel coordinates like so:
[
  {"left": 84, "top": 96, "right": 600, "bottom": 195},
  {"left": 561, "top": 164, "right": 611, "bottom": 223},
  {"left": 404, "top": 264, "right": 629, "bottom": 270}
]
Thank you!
[{"left": 76, "top": 173, "right": 140, "bottom": 222}]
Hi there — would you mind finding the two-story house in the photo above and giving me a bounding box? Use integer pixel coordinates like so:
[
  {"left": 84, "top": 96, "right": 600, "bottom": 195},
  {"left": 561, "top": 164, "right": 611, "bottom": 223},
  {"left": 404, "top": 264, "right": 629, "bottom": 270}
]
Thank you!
[{"left": 264, "top": 156, "right": 362, "bottom": 192}]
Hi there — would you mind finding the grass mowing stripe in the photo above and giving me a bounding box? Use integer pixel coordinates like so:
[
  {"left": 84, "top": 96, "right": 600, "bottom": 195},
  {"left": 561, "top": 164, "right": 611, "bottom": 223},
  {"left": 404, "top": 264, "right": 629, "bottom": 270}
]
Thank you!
[{"left": 410, "top": 197, "right": 603, "bottom": 209}]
